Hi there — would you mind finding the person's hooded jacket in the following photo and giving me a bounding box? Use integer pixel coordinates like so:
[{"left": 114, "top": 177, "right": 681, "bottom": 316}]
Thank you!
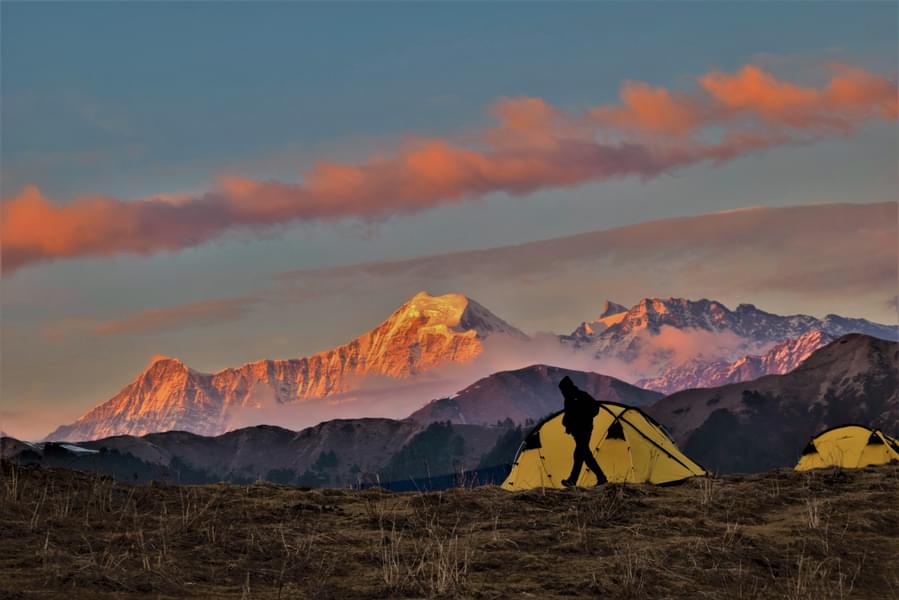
[{"left": 559, "top": 376, "right": 600, "bottom": 435}]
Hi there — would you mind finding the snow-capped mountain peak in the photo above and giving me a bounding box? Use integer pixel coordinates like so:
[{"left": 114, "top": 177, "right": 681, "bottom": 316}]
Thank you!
[
  {"left": 599, "top": 301, "right": 628, "bottom": 319},
  {"left": 568, "top": 299, "right": 629, "bottom": 340},
  {"left": 45, "top": 292, "right": 526, "bottom": 442},
  {"left": 390, "top": 291, "right": 525, "bottom": 339},
  {"left": 564, "top": 297, "right": 897, "bottom": 379},
  {"left": 139, "top": 356, "right": 191, "bottom": 378}
]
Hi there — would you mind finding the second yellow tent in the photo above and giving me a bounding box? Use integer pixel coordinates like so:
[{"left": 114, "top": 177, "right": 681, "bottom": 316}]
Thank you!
[{"left": 795, "top": 425, "right": 899, "bottom": 471}]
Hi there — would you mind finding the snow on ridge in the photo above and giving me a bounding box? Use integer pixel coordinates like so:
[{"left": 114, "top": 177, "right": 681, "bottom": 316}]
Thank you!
[{"left": 60, "top": 444, "right": 100, "bottom": 454}]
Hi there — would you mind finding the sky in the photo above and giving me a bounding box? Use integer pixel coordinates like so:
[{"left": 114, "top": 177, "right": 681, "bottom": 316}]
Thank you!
[{"left": 1, "top": 2, "right": 897, "bottom": 439}]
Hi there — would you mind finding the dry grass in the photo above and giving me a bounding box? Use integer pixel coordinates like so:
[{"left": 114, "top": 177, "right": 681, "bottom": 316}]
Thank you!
[{"left": 1, "top": 461, "right": 897, "bottom": 599}]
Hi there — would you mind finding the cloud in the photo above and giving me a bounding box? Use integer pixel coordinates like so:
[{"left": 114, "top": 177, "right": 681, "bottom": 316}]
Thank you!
[
  {"left": 641, "top": 325, "right": 763, "bottom": 366},
  {"left": 42, "top": 296, "right": 261, "bottom": 339},
  {"left": 92, "top": 297, "right": 261, "bottom": 336},
  {"left": 3, "top": 62, "right": 895, "bottom": 274},
  {"left": 272, "top": 202, "right": 898, "bottom": 331},
  {"left": 590, "top": 82, "right": 705, "bottom": 136},
  {"left": 699, "top": 64, "right": 898, "bottom": 129},
  {"left": 593, "top": 64, "right": 898, "bottom": 135}
]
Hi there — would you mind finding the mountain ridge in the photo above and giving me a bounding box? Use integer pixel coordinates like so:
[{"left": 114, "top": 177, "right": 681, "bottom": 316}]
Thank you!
[{"left": 46, "top": 291, "right": 526, "bottom": 442}]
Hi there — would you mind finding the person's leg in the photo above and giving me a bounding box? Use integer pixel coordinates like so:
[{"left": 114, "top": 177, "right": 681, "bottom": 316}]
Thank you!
[
  {"left": 582, "top": 442, "right": 607, "bottom": 485},
  {"left": 565, "top": 445, "right": 584, "bottom": 485}
]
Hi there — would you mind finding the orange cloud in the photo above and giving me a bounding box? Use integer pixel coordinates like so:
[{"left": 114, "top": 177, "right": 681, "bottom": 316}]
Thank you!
[
  {"left": 700, "top": 64, "right": 898, "bottom": 130},
  {"left": 42, "top": 296, "right": 261, "bottom": 340},
  {"left": 2, "top": 62, "right": 895, "bottom": 274},
  {"left": 590, "top": 82, "right": 704, "bottom": 136},
  {"left": 825, "top": 65, "right": 898, "bottom": 118},
  {"left": 92, "top": 297, "right": 260, "bottom": 336},
  {"left": 488, "top": 96, "right": 570, "bottom": 148}
]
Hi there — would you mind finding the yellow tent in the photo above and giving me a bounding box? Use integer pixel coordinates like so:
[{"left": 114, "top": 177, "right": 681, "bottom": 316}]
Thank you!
[
  {"left": 795, "top": 425, "right": 899, "bottom": 471},
  {"left": 501, "top": 402, "right": 706, "bottom": 490}
]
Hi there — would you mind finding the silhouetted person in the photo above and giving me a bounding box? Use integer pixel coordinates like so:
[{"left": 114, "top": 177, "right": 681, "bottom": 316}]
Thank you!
[{"left": 559, "top": 376, "right": 607, "bottom": 487}]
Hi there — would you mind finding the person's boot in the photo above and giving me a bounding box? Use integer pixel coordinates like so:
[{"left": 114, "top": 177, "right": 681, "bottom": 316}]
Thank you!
[
  {"left": 589, "top": 467, "right": 608, "bottom": 487},
  {"left": 561, "top": 478, "right": 577, "bottom": 488}
]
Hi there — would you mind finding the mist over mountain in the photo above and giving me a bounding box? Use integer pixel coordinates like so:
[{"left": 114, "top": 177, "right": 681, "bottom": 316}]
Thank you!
[
  {"left": 637, "top": 330, "right": 837, "bottom": 394},
  {"left": 43, "top": 292, "right": 896, "bottom": 443}
]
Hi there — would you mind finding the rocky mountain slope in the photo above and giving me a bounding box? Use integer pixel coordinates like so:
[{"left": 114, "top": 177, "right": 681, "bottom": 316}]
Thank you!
[
  {"left": 46, "top": 292, "right": 526, "bottom": 441},
  {"left": 409, "top": 364, "right": 661, "bottom": 426},
  {"left": 638, "top": 330, "right": 836, "bottom": 394},
  {"left": 647, "top": 334, "right": 899, "bottom": 474}
]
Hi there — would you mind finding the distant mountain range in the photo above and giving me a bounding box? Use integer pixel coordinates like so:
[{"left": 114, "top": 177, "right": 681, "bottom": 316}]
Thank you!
[
  {"left": 21, "top": 364, "right": 655, "bottom": 485},
  {"left": 563, "top": 297, "right": 896, "bottom": 362},
  {"left": 4, "top": 420, "right": 507, "bottom": 486},
  {"left": 44, "top": 293, "right": 896, "bottom": 442},
  {"left": 9, "top": 334, "right": 898, "bottom": 483},
  {"left": 647, "top": 334, "right": 899, "bottom": 474}
]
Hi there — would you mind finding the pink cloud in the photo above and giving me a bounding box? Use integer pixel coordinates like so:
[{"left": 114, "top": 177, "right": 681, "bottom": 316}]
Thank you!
[
  {"left": 40, "top": 296, "right": 261, "bottom": 340},
  {"left": 91, "top": 297, "right": 261, "bottom": 336},
  {"left": 590, "top": 82, "right": 706, "bottom": 136},
  {"left": 2, "top": 63, "right": 895, "bottom": 274},
  {"left": 699, "top": 64, "right": 898, "bottom": 130}
]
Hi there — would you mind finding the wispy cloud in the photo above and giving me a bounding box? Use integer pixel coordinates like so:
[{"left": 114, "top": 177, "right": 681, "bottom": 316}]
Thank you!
[
  {"left": 52, "top": 202, "right": 890, "bottom": 344},
  {"left": 93, "top": 297, "right": 261, "bottom": 336},
  {"left": 272, "top": 202, "right": 898, "bottom": 330},
  {"left": 43, "top": 296, "right": 261, "bottom": 339},
  {"left": 3, "top": 63, "right": 895, "bottom": 274}
]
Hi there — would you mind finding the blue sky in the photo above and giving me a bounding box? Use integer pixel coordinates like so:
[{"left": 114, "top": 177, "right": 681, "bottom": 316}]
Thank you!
[
  {"left": 4, "top": 2, "right": 896, "bottom": 200},
  {"left": 1, "top": 2, "right": 897, "bottom": 439}
]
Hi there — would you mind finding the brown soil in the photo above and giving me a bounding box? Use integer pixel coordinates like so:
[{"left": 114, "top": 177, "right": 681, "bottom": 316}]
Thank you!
[{"left": 1, "top": 461, "right": 897, "bottom": 599}]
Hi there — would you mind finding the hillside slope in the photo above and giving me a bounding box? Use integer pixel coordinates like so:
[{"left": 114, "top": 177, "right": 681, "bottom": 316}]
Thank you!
[
  {"left": 648, "top": 334, "right": 899, "bottom": 473},
  {"left": 8, "top": 418, "right": 508, "bottom": 487},
  {"left": 409, "top": 364, "right": 662, "bottom": 426}
]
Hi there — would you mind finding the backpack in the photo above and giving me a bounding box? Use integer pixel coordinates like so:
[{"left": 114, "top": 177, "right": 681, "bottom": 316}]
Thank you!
[{"left": 562, "top": 391, "right": 599, "bottom": 433}]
